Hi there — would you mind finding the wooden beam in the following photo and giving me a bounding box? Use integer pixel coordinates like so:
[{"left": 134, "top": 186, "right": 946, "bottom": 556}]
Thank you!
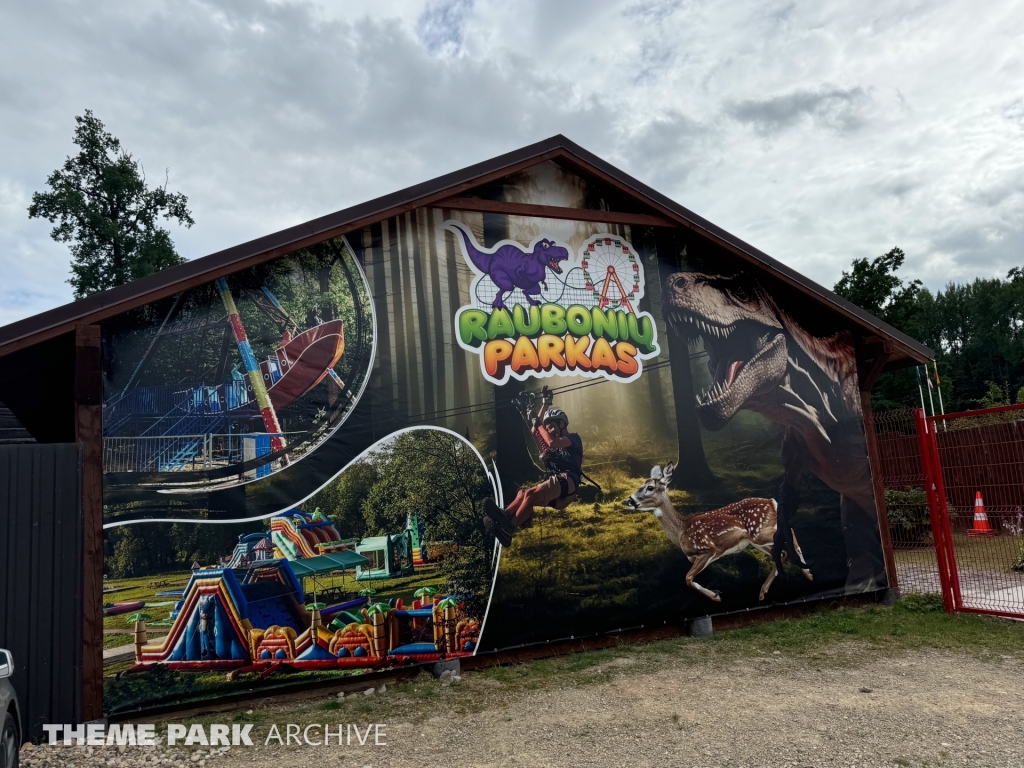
[
  {"left": 434, "top": 197, "right": 678, "bottom": 228},
  {"left": 75, "top": 324, "right": 103, "bottom": 720},
  {"left": 857, "top": 343, "right": 891, "bottom": 391}
]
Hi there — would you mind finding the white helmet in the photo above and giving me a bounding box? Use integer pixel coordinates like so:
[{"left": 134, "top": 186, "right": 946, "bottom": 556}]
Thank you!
[{"left": 543, "top": 408, "right": 568, "bottom": 427}]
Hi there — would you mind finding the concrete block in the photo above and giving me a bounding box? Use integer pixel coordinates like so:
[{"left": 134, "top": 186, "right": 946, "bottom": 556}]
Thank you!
[
  {"left": 432, "top": 658, "right": 461, "bottom": 679},
  {"left": 686, "top": 616, "right": 713, "bottom": 638}
]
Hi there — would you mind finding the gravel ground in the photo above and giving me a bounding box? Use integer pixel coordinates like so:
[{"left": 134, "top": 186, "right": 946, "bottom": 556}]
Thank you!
[{"left": 21, "top": 648, "right": 1023, "bottom": 768}]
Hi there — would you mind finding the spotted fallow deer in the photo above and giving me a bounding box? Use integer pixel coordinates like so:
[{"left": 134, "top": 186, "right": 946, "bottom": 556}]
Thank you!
[{"left": 626, "top": 463, "right": 813, "bottom": 602}]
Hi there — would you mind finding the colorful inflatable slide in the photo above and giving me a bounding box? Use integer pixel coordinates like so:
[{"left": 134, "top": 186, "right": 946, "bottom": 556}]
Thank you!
[
  {"left": 271, "top": 509, "right": 354, "bottom": 559},
  {"left": 132, "top": 559, "right": 478, "bottom": 674}
]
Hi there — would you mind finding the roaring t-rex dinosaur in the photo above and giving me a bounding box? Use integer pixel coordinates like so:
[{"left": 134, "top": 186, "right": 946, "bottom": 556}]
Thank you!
[
  {"left": 662, "top": 271, "right": 884, "bottom": 592},
  {"left": 446, "top": 221, "right": 569, "bottom": 309}
]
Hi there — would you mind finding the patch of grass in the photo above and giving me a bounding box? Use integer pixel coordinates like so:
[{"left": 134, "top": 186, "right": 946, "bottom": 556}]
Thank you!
[
  {"left": 102, "top": 570, "right": 191, "bottom": 635},
  {"left": 352, "top": 569, "right": 447, "bottom": 607},
  {"left": 895, "top": 531, "right": 1022, "bottom": 573}
]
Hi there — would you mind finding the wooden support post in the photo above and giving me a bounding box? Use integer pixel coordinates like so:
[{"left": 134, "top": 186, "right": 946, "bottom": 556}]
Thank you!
[
  {"left": 75, "top": 324, "right": 104, "bottom": 720},
  {"left": 856, "top": 342, "right": 899, "bottom": 595},
  {"left": 435, "top": 196, "right": 678, "bottom": 228}
]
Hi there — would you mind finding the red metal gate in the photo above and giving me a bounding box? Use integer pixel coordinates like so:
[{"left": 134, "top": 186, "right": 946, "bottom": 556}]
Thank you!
[{"left": 915, "top": 405, "right": 1024, "bottom": 619}]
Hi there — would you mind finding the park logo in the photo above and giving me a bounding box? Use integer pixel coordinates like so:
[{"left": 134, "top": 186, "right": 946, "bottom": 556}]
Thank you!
[{"left": 448, "top": 222, "right": 660, "bottom": 385}]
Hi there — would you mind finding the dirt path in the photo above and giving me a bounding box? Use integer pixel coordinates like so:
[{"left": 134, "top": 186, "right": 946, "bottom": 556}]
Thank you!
[
  {"left": 25, "top": 645, "right": 1023, "bottom": 768},
  {"left": 230, "top": 650, "right": 1022, "bottom": 767},
  {"left": 353, "top": 650, "right": 1020, "bottom": 767},
  {"left": 71, "top": 650, "right": 1024, "bottom": 768}
]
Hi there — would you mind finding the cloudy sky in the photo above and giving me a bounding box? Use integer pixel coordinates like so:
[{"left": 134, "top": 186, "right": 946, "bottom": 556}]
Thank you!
[{"left": 1, "top": 0, "right": 1022, "bottom": 325}]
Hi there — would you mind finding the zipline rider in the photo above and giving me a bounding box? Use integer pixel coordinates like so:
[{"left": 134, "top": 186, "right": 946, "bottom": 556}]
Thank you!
[{"left": 485, "top": 390, "right": 583, "bottom": 547}]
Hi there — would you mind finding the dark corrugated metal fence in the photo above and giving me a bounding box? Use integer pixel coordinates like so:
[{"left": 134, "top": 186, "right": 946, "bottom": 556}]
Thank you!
[{"left": 0, "top": 444, "right": 82, "bottom": 741}]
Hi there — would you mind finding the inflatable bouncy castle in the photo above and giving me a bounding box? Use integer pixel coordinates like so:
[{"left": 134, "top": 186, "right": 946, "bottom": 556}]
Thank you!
[{"left": 132, "top": 558, "right": 476, "bottom": 673}]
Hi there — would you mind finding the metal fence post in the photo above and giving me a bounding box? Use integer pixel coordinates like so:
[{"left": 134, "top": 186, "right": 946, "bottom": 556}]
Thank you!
[{"left": 915, "top": 408, "right": 956, "bottom": 613}]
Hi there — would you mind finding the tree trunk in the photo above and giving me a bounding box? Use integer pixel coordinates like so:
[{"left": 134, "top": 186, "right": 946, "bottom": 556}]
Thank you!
[
  {"left": 654, "top": 228, "right": 717, "bottom": 489},
  {"left": 633, "top": 227, "right": 667, "bottom": 427},
  {"left": 440, "top": 209, "right": 473, "bottom": 436},
  {"left": 485, "top": 210, "right": 535, "bottom": 496},
  {"left": 409, "top": 209, "right": 437, "bottom": 419}
]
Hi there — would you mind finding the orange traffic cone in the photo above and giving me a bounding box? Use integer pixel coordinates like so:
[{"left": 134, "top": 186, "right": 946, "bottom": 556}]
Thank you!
[{"left": 967, "top": 491, "right": 998, "bottom": 538}]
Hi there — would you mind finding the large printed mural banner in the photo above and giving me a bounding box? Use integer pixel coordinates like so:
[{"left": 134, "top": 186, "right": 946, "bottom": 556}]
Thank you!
[{"left": 99, "top": 162, "right": 884, "bottom": 713}]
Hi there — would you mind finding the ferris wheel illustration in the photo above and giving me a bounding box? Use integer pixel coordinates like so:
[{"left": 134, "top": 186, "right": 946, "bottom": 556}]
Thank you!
[{"left": 581, "top": 237, "right": 642, "bottom": 313}]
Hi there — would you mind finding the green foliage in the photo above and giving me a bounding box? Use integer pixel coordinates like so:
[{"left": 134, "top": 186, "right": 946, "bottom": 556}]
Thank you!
[
  {"left": 307, "top": 429, "right": 495, "bottom": 603},
  {"left": 311, "top": 462, "right": 379, "bottom": 540},
  {"left": 834, "top": 247, "right": 922, "bottom": 327},
  {"left": 894, "top": 593, "right": 945, "bottom": 613},
  {"left": 104, "top": 520, "right": 253, "bottom": 578},
  {"left": 883, "top": 488, "right": 931, "bottom": 544},
  {"left": 1012, "top": 545, "right": 1024, "bottom": 573},
  {"left": 979, "top": 381, "right": 1009, "bottom": 409},
  {"left": 884, "top": 488, "right": 928, "bottom": 506},
  {"left": 28, "top": 111, "right": 193, "bottom": 298},
  {"left": 107, "top": 527, "right": 149, "bottom": 578},
  {"left": 835, "top": 249, "right": 1024, "bottom": 411}
]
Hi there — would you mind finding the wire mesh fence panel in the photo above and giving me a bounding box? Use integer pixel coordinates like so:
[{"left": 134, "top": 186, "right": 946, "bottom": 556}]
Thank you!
[
  {"left": 871, "top": 408, "right": 941, "bottom": 594},
  {"left": 925, "top": 405, "right": 1024, "bottom": 618}
]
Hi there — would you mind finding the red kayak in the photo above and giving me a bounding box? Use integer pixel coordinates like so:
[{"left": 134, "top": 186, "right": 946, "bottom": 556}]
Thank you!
[
  {"left": 104, "top": 600, "right": 145, "bottom": 617},
  {"left": 260, "top": 320, "right": 345, "bottom": 410}
]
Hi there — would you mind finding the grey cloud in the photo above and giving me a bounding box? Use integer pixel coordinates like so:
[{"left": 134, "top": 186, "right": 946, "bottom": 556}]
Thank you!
[
  {"left": 417, "top": 0, "right": 473, "bottom": 55},
  {"left": 0, "top": 0, "right": 624, "bottom": 318},
  {"left": 927, "top": 218, "right": 1024, "bottom": 283},
  {"left": 1004, "top": 99, "right": 1024, "bottom": 131},
  {"left": 726, "top": 86, "right": 871, "bottom": 136},
  {"left": 617, "top": 110, "right": 708, "bottom": 191},
  {"left": 872, "top": 173, "right": 921, "bottom": 201},
  {"left": 623, "top": 0, "right": 683, "bottom": 23},
  {"left": 2, "top": 0, "right": 1023, "bottom": 323}
]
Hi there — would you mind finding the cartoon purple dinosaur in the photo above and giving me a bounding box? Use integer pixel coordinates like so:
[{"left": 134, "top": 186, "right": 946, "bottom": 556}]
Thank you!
[{"left": 447, "top": 221, "right": 569, "bottom": 309}]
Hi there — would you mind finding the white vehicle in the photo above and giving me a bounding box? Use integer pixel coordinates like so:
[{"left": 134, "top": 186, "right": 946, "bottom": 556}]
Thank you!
[{"left": 0, "top": 649, "right": 20, "bottom": 768}]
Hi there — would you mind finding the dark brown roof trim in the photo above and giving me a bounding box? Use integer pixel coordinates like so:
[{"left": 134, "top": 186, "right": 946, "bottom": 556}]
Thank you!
[{"left": 0, "top": 135, "right": 932, "bottom": 364}]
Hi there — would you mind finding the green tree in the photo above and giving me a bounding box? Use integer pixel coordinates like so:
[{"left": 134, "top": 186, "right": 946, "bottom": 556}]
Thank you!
[
  {"left": 306, "top": 429, "right": 496, "bottom": 606},
  {"left": 834, "top": 247, "right": 926, "bottom": 410},
  {"left": 835, "top": 249, "right": 1024, "bottom": 412},
  {"left": 28, "top": 110, "right": 194, "bottom": 298},
  {"left": 104, "top": 519, "right": 252, "bottom": 577},
  {"left": 307, "top": 461, "right": 380, "bottom": 539},
  {"left": 376, "top": 431, "right": 494, "bottom": 604},
  {"left": 834, "top": 246, "right": 922, "bottom": 329},
  {"left": 979, "top": 381, "right": 1008, "bottom": 409}
]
